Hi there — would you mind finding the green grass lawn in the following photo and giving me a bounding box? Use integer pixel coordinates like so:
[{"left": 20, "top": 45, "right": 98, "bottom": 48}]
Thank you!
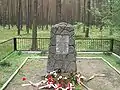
[
  {"left": 0, "top": 24, "right": 120, "bottom": 43},
  {"left": 0, "top": 52, "right": 39, "bottom": 88},
  {"left": 0, "top": 26, "right": 51, "bottom": 43},
  {"left": 0, "top": 26, "right": 27, "bottom": 42},
  {"left": 0, "top": 52, "right": 120, "bottom": 89}
]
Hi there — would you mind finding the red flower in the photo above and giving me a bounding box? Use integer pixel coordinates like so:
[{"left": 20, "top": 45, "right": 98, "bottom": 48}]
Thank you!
[{"left": 22, "top": 77, "right": 27, "bottom": 81}]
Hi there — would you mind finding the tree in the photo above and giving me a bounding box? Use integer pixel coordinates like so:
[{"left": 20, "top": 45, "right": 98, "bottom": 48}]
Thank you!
[
  {"left": 83, "top": 0, "right": 86, "bottom": 32},
  {"left": 10, "top": 0, "right": 14, "bottom": 27},
  {"left": 29, "top": 0, "right": 32, "bottom": 29},
  {"left": 56, "top": 0, "right": 61, "bottom": 23},
  {"left": 17, "top": 0, "right": 22, "bottom": 35},
  {"left": 26, "top": 0, "right": 30, "bottom": 34},
  {"left": 108, "top": 0, "right": 120, "bottom": 36},
  {"left": 89, "top": 0, "right": 113, "bottom": 36},
  {"left": 45, "top": 0, "right": 49, "bottom": 30},
  {"left": 41, "top": 0, "right": 44, "bottom": 30},
  {"left": 7, "top": 0, "right": 10, "bottom": 29},
  {"left": 109, "top": 0, "right": 113, "bottom": 35},
  {"left": 77, "top": 0, "right": 81, "bottom": 22},
  {"left": 2, "top": 0, "right": 7, "bottom": 28},
  {"left": 31, "top": 0, "right": 38, "bottom": 50},
  {"left": 85, "top": 0, "right": 91, "bottom": 37}
]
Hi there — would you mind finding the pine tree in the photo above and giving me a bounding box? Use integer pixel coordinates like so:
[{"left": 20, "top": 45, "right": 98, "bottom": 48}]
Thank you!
[
  {"left": 31, "top": 0, "right": 38, "bottom": 50},
  {"left": 85, "top": 0, "right": 91, "bottom": 37}
]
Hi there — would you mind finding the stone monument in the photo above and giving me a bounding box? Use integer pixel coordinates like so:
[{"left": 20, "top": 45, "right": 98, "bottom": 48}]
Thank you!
[{"left": 47, "top": 22, "right": 77, "bottom": 73}]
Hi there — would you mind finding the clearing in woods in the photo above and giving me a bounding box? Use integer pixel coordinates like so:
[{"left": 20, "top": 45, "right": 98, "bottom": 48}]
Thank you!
[{"left": 5, "top": 58, "right": 120, "bottom": 90}]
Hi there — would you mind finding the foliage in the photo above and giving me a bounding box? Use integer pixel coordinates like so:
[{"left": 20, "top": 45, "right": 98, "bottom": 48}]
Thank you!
[
  {"left": 40, "top": 50, "right": 48, "bottom": 56},
  {"left": 103, "top": 52, "right": 112, "bottom": 56},
  {"left": 90, "top": 0, "right": 120, "bottom": 35},
  {"left": 116, "top": 59, "right": 120, "bottom": 65},
  {"left": 74, "top": 22, "right": 83, "bottom": 30},
  {"left": 17, "top": 51, "right": 22, "bottom": 56},
  {"left": 0, "top": 61, "right": 11, "bottom": 67}
]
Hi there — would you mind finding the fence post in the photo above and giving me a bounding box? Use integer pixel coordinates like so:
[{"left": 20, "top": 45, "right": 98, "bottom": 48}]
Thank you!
[
  {"left": 110, "top": 39, "right": 114, "bottom": 52},
  {"left": 14, "top": 38, "right": 17, "bottom": 51}
]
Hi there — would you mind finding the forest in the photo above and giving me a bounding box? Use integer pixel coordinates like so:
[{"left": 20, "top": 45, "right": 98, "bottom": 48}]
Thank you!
[
  {"left": 0, "top": 0, "right": 120, "bottom": 38},
  {"left": 0, "top": 1, "right": 120, "bottom": 89}
]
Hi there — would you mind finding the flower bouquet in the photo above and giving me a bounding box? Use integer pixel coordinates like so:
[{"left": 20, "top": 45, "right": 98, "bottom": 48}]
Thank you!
[{"left": 22, "top": 69, "right": 102, "bottom": 90}]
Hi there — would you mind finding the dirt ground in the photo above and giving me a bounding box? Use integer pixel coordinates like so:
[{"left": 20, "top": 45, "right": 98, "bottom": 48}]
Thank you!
[
  {"left": 5, "top": 58, "right": 120, "bottom": 90},
  {"left": 5, "top": 58, "right": 48, "bottom": 90},
  {"left": 77, "top": 58, "right": 120, "bottom": 90}
]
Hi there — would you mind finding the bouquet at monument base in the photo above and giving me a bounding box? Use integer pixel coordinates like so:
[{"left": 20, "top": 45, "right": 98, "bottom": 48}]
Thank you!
[{"left": 21, "top": 69, "right": 84, "bottom": 90}]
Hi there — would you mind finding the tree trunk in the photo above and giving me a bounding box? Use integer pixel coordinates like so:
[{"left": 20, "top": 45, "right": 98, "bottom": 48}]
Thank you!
[
  {"left": 10, "top": 0, "right": 14, "bottom": 27},
  {"left": 0, "top": 1, "right": 2, "bottom": 25},
  {"left": 93, "top": 0, "right": 96, "bottom": 25},
  {"left": 17, "top": 0, "right": 22, "bottom": 35},
  {"left": 32, "top": 0, "right": 38, "bottom": 50},
  {"left": 7, "top": 0, "right": 10, "bottom": 29},
  {"left": 109, "top": 0, "right": 113, "bottom": 35},
  {"left": 2, "top": 0, "right": 6, "bottom": 28},
  {"left": 41, "top": 0, "right": 44, "bottom": 30},
  {"left": 83, "top": 0, "right": 86, "bottom": 32},
  {"left": 85, "top": 0, "right": 90, "bottom": 37},
  {"left": 29, "top": 0, "right": 32, "bottom": 29},
  {"left": 77, "top": 0, "right": 81, "bottom": 22},
  {"left": 46, "top": 0, "right": 49, "bottom": 30},
  {"left": 5, "top": 0, "right": 7, "bottom": 28},
  {"left": 26, "top": 0, "right": 30, "bottom": 34},
  {"left": 20, "top": 0, "right": 23, "bottom": 30},
  {"left": 56, "top": 0, "right": 61, "bottom": 23}
]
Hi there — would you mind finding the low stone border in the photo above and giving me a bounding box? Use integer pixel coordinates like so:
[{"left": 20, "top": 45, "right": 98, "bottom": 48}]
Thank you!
[
  {"left": 21, "top": 51, "right": 42, "bottom": 54},
  {"left": 0, "top": 57, "right": 29, "bottom": 90},
  {"left": 0, "top": 56, "right": 48, "bottom": 90},
  {"left": 102, "top": 57, "right": 120, "bottom": 75},
  {"left": 1, "top": 54, "right": 120, "bottom": 90},
  {"left": 112, "top": 53, "right": 120, "bottom": 59},
  {"left": 0, "top": 51, "right": 14, "bottom": 63},
  {"left": 77, "top": 52, "right": 104, "bottom": 54}
]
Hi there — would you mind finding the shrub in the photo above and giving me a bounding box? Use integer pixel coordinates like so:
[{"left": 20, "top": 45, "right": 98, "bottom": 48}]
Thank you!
[
  {"left": 116, "top": 59, "right": 120, "bottom": 65},
  {"left": 103, "top": 52, "right": 112, "bottom": 56},
  {"left": 0, "top": 61, "right": 11, "bottom": 67},
  {"left": 17, "top": 51, "right": 22, "bottom": 55}
]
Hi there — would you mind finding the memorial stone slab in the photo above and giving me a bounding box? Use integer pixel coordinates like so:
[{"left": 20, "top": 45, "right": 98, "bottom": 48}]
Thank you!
[{"left": 47, "top": 22, "right": 77, "bottom": 73}]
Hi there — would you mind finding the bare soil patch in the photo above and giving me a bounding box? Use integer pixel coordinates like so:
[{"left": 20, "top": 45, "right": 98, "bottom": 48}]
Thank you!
[
  {"left": 5, "top": 58, "right": 47, "bottom": 90},
  {"left": 77, "top": 58, "right": 120, "bottom": 90},
  {"left": 4, "top": 58, "right": 120, "bottom": 90}
]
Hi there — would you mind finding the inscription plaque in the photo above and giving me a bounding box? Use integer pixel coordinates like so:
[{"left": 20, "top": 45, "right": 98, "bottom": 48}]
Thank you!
[{"left": 56, "top": 35, "right": 69, "bottom": 54}]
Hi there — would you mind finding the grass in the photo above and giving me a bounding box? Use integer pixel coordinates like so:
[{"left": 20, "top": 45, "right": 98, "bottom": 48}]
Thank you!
[
  {"left": 74, "top": 23, "right": 120, "bottom": 39},
  {"left": 0, "top": 26, "right": 51, "bottom": 43},
  {"left": 0, "top": 52, "right": 120, "bottom": 89},
  {"left": 0, "top": 39, "right": 14, "bottom": 61},
  {"left": 0, "top": 24, "right": 116, "bottom": 57},
  {"left": 77, "top": 53, "right": 120, "bottom": 71},
  {"left": 0, "top": 26, "right": 50, "bottom": 60},
  {"left": 0, "top": 24, "right": 120, "bottom": 88},
  {"left": 0, "top": 52, "right": 39, "bottom": 88},
  {"left": 0, "top": 24, "right": 120, "bottom": 43},
  {"left": 0, "top": 26, "right": 27, "bottom": 42}
]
